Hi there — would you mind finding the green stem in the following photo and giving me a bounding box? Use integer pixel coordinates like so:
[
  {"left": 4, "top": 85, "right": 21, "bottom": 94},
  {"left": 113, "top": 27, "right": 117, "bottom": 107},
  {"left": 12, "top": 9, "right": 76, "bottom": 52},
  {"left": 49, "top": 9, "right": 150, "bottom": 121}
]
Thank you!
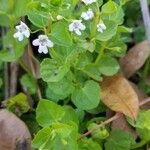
[
  {"left": 95, "top": 42, "right": 106, "bottom": 64},
  {"left": 49, "top": 48, "right": 62, "bottom": 63},
  {"left": 90, "top": 2, "right": 100, "bottom": 39}
]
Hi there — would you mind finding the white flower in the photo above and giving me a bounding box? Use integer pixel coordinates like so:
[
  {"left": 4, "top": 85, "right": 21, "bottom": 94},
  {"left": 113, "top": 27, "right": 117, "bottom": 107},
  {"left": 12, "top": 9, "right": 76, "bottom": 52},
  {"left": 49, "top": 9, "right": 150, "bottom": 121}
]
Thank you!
[
  {"left": 81, "top": 0, "right": 96, "bottom": 5},
  {"left": 69, "top": 20, "right": 86, "bottom": 35},
  {"left": 13, "top": 21, "right": 30, "bottom": 41},
  {"left": 81, "top": 9, "right": 94, "bottom": 20},
  {"left": 97, "top": 22, "right": 106, "bottom": 33},
  {"left": 32, "top": 35, "right": 54, "bottom": 54}
]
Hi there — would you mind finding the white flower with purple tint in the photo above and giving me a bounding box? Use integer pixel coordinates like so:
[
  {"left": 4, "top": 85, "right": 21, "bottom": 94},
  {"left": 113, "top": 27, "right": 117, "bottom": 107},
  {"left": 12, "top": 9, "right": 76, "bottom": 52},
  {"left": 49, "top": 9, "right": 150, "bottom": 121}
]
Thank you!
[
  {"left": 69, "top": 20, "right": 86, "bottom": 35},
  {"left": 81, "top": 0, "right": 96, "bottom": 5},
  {"left": 97, "top": 22, "right": 106, "bottom": 33},
  {"left": 13, "top": 21, "right": 30, "bottom": 41},
  {"left": 81, "top": 9, "right": 94, "bottom": 20},
  {"left": 32, "top": 35, "right": 54, "bottom": 54}
]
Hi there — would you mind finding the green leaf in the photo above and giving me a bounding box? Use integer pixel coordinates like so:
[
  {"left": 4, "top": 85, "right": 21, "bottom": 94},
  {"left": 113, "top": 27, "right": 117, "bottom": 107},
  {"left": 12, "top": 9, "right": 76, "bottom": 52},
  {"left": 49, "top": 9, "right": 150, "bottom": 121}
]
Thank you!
[
  {"left": 62, "top": 106, "right": 79, "bottom": 125},
  {"left": 0, "top": 12, "right": 10, "bottom": 27},
  {"left": 96, "top": 55, "right": 119, "bottom": 76},
  {"left": 117, "top": 26, "right": 133, "bottom": 33},
  {"left": 101, "top": 1, "right": 124, "bottom": 25},
  {"left": 0, "top": 39, "right": 27, "bottom": 62},
  {"left": 102, "top": 1, "right": 118, "bottom": 14},
  {"left": 78, "top": 138, "right": 102, "bottom": 150},
  {"left": 136, "top": 110, "right": 150, "bottom": 141},
  {"left": 71, "top": 80, "right": 101, "bottom": 110},
  {"left": 14, "top": 0, "right": 31, "bottom": 17},
  {"left": 105, "top": 130, "right": 135, "bottom": 150},
  {"left": 36, "top": 100, "right": 65, "bottom": 127},
  {"left": 96, "top": 20, "right": 118, "bottom": 41},
  {"left": 82, "top": 63, "right": 102, "bottom": 81},
  {"left": 88, "top": 123, "right": 109, "bottom": 140},
  {"left": 46, "top": 73, "right": 74, "bottom": 101},
  {"left": 50, "top": 21, "right": 72, "bottom": 47},
  {"left": 32, "top": 123, "right": 78, "bottom": 150},
  {"left": 32, "top": 127, "right": 52, "bottom": 149},
  {"left": 40, "top": 58, "right": 70, "bottom": 82},
  {"left": 28, "top": 9, "right": 51, "bottom": 28},
  {"left": 20, "top": 74, "right": 37, "bottom": 95},
  {"left": 4, "top": 93, "right": 30, "bottom": 116}
]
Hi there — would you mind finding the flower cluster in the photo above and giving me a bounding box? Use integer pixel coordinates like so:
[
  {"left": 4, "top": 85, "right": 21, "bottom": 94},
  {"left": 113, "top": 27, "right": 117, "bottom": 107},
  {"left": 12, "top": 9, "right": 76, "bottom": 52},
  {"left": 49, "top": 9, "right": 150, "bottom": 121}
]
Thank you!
[
  {"left": 14, "top": 22, "right": 53, "bottom": 54},
  {"left": 68, "top": 0, "right": 106, "bottom": 35},
  {"left": 13, "top": 0, "right": 106, "bottom": 54}
]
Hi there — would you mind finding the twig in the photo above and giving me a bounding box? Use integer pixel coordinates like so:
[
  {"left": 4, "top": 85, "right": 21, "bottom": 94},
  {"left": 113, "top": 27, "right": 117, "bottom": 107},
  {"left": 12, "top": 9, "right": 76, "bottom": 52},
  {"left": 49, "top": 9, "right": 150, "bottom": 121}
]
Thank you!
[
  {"left": 27, "top": 44, "right": 42, "bottom": 99},
  {"left": 79, "top": 113, "right": 121, "bottom": 140},
  {"left": 139, "top": 97, "right": 150, "bottom": 106},
  {"left": 79, "top": 97, "right": 150, "bottom": 140},
  {"left": 10, "top": 62, "right": 19, "bottom": 96}
]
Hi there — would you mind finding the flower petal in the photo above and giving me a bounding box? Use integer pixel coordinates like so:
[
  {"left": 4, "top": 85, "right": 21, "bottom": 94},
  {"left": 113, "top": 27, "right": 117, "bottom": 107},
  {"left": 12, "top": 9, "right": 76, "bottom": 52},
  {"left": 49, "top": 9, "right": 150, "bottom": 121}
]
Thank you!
[
  {"left": 69, "top": 23, "right": 74, "bottom": 32},
  {"left": 75, "top": 29, "right": 82, "bottom": 35},
  {"left": 46, "top": 40, "right": 54, "bottom": 48},
  {"left": 38, "top": 45, "right": 48, "bottom": 54},
  {"left": 18, "top": 34, "right": 24, "bottom": 41},
  {"left": 32, "top": 39, "right": 40, "bottom": 46},
  {"left": 23, "top": 30, "right": 30, "bottom": 38}
]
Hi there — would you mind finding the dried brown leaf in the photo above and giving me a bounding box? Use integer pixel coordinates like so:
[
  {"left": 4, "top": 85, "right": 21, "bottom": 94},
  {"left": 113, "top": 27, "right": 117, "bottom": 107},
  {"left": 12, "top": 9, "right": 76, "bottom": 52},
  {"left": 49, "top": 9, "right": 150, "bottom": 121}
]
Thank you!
[
  {"left": 101, "top": 74, "right": 139, "bottom": 119},
  {"left": 120, "top": 41, "right": 150, "bottom": 78},
  {"left": 0, "top": 109, "right": 31, "bottom": 150}
]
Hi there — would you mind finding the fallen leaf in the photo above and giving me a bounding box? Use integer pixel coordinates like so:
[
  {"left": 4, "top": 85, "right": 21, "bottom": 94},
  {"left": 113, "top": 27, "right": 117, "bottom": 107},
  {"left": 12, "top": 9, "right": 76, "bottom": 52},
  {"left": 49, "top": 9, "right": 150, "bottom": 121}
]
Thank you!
[
  {"left": 0, "top": 109, "right": 31, "bottom": 150},
  {"left": 120, "top": 41, "right": 150, "bottom": 78},
  {"left": 101, "top": 74, "right": 139, "bottom": 119}
]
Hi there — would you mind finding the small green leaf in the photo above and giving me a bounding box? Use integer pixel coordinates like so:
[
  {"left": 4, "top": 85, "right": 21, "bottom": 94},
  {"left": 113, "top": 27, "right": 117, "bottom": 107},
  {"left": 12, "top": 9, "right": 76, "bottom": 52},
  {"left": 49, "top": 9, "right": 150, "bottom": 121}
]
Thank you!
[
  {"left": 50, "top": 21, "right": 72, "bottom": 47},
  {"left": 28, "top": 9, "right": 50, "bottom": 28},
  {"left": 71, "top": 80, "right": 101, "bottom": 110},
  {"left": 32, "top": 127, "right": 52, "bottom": 149},
  {"left": 32, "top": 123, "right": 78, "bottom": 150},
  {"left": 0, "top": 12, "right": 10, "bottom": 27},
  {"left": 96, "top": 20, "right": 118, "bottom": 41},
  {"left": 88, "top": 123, "right": 109, "bottom": 140},
  {"left": 46, "top": 73, "right": 74, "bottom": 101},
  {"left": 40, "top": 58, "right": 70, "bottom": 82},
  {"left": 96, "top": 55, "right": 120, "bottom": 76},
  {"left": 62, "top": 106, "right": 79, "bottom": 125},
  {"left": 14, "top": 0, "right": 31, "bottom": 17},
  {"left": 105, "top": 130, "right": 135, "bottom": 150},
  {"left": 36, "top": 100, "right": 65, "bottom": 127},
  {"left": 4, "top": 93, "right": 30, "bottom": 116},
  {"left": 79, "top": 138, "right": 102, "bottom": 150},
  {"left": 136, "top": 110, "right": 150, "bottom": 141},
  {"left": 20, "top": 74, "right": 37, "bottom": 94}
]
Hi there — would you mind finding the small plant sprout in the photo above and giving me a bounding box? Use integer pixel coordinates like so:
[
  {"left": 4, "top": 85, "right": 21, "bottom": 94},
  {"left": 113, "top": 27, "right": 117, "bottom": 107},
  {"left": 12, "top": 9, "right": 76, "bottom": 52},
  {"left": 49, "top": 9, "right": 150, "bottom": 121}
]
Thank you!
[
  {"left": 32, "top": 35, "right": 54, "bottom": 54},
  {"left": 69, "top": 20, "right": 86, "bottom": 35},
  {"left": 81, "top": 9, "right": 94, "bottom": 20},
  {"left": 81, "top": 0, "right": 96, "bottom": 5},
  {"left": 13, "top": 21, "right": 30, "bottom": 41},
  {"left": 97, "top": 21, "right": 107, "bottom": 33}
]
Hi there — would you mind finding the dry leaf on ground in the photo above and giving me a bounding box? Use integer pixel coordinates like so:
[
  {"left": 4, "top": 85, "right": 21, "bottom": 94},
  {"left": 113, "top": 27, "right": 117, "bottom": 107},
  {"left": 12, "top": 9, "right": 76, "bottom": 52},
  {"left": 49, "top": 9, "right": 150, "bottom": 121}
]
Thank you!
[
  {"left": 120, "top": 41, "right": 150, "bottom": 78},
  {"left": 101, "top": 74, "right": 139, "bottom": 119},
  {"left": 0, "top": 109, "right": 31, "bottom": 150}
]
